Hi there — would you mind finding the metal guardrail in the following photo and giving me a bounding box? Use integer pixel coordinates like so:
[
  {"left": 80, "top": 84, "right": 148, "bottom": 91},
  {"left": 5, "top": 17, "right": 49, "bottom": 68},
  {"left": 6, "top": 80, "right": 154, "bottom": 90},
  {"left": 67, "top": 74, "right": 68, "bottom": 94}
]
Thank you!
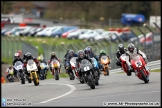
[{"left": 110, "top": 60, "right": 161, "bottom": 73}]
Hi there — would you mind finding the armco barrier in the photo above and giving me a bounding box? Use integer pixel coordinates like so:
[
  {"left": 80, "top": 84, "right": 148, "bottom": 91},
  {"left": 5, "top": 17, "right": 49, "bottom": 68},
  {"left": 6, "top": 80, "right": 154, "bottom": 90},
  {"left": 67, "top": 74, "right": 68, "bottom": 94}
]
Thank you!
[{"left": 110, "top": 60, "right": 161, "bottom": 73}]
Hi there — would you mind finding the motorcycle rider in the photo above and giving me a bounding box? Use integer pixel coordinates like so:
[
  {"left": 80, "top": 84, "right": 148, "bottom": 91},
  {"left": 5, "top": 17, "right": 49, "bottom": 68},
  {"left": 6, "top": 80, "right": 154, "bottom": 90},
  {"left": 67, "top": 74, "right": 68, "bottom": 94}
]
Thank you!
[
  {"left": 116, "top": 44, "right": 128, "bottom": 68},
  {"left": 65, "top": 50, "right": 78, "bottom": 73},
  {"left": 12, "top": 53, "right": 23, "bottom": 78},
  {"left": 99, "top": 49, "right": 111, "bottom": 64},
  {"left": 6, "top": 65, "right": 14, "bottom": 81},
  {"left": 84, "top": 46, "right": 103, "bottom": 70},
  {"left": 22, "top": 52, "right": 28, "bottom": 62},
  {"left": 37, "top": 56, "right": 47, "bottom": 65},
  {"left": 23, "top": 52, "right": 40, "bottom": 79},
  {"left": 76, "top": 50, "right": 93, "bottom": 77},
  {"left": 126, "top": 43, "right": 150, "bottom": 74},
  {"left": 48, "top": 52, "right": 60, "bottom": 74},
  {"left": 63, "top": 49, "right": 71, "bottom": 70}
]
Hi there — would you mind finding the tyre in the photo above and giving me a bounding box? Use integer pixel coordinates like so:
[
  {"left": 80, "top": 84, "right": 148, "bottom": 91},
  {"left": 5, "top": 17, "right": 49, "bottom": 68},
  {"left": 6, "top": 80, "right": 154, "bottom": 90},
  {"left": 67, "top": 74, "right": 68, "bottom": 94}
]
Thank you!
[
  {"left": 32, "top": 73, "right": 37, "bottom": 86},
  {"left": 95, "top": 77, "right": 99, "bottom": 85},
  {"left": 106, "top": 67, "right": 109, "bottom": 76},
  {"left": 80, "top": 76, "right": 84, "bottom": 84},
  {"left": 140, "top": 70, "right": 149, "bottom": 83},
  {"left": 69, "top": 72, "right": 75, "bottom": 80},
  {"left": 55, "top": 69, "right": 59, "bottom": 80},
  {"left": 20, "top": 73, "right": 25, "bottom": 84},
  {"left": 87, "top": 74, "right": 95, "bottom": 89},
  {"left": 26, "top": 75, "right": 32, "bottom": 83}
]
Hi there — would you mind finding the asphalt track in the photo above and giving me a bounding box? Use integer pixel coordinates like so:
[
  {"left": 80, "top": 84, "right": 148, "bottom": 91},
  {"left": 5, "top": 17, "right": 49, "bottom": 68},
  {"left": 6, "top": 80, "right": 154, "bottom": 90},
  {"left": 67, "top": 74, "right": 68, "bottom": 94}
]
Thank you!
[{"left": 2, "top": 72, "right": 161, "bottom": 107}]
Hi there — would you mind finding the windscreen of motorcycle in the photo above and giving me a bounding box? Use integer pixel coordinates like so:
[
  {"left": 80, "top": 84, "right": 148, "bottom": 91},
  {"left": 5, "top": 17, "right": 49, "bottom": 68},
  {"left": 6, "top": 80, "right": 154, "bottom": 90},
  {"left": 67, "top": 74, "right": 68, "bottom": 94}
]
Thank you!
[
  {"left": 28, "top": 59, "right": 34, "bottom": 66},
  {"left": 80, "top": 59, "right": 92, "bottom": 72},
  {"left": 70, "top": 57, "right": 77, "bottom": 67},
  {"left": 14, "top": 61, "right": 23, "bottom": 70},
  {"left": 101, "top": 56, "right": 108, "bottom": 64}
]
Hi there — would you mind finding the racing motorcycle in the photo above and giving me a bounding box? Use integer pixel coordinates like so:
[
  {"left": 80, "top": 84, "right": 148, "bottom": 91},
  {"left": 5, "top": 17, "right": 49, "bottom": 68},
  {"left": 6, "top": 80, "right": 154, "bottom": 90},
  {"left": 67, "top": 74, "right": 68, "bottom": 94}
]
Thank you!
[
  {"left": 79, "top": 59, "right": 95, "bottom": 89},
  {"left": 27, "top": 59, "right": 39, "bottom": 86},
  {"left": 131, "top": 55, "right": 150, "bottom": 83},
  {"left": 14, "top": 61, "right": 25, "bottom": 84},
  {"left": 91, "top": 57, "right": 100, "bottom": 85},
  {"left": 6, "top": 67, "right": 15, "bottom": 82},
  {"left": 100, "top": 55, "right": 111, "bottom": 76},
  {"left": 68, "top": 57, "right": 79, "bottom": 80},
  {"left": 51, "top": 59, "right": 60, "bottom": 80},
  {"left": 119, "top": 53, "right": 131, "bottom": 76},
  {"left": 39, "top": 62, "right": 47, "bottom": 80}
]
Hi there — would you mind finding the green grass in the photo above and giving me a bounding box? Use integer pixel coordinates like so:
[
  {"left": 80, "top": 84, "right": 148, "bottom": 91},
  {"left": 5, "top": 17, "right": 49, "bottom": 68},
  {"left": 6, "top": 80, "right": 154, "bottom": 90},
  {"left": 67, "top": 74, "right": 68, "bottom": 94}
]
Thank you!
[
  {"left": 2, "top": 57, "right": 13, "bottom": 65},
  {"left": 46, "top": 70, "right": 69, "bottom": 79},
  {"left": 150, "top": 69, "right": 161, "bottom": 72}
]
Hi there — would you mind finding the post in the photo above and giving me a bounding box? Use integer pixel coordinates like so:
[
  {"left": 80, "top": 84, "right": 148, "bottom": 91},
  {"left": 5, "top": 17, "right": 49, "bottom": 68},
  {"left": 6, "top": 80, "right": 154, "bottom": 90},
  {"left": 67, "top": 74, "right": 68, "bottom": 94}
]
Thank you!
[
  {"left": 109, "top": 18, "right": 111, "bottom": 27},
  {"left": 137, "top": 28, "right": 146, "bottom": 54}
]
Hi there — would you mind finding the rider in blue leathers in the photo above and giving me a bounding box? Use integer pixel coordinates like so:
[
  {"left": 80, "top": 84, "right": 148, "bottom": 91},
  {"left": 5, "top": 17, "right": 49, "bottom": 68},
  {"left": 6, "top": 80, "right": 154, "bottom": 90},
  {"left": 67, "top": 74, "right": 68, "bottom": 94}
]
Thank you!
[
  {"left": 84, "top": 46, "right": 103, "bottom": 70},
  {"left": 65, "top": 50, "right": 78, "bottom": 73}
]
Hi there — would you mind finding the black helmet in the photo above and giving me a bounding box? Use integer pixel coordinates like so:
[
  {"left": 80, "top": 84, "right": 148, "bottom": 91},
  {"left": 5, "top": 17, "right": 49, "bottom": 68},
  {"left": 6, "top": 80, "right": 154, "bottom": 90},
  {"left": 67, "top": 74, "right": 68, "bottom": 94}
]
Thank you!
[
  {"left": 78, "top": 50, "right": 85, "bottom": 59},
  {"left": 68, "top": 50, "right": 74, "bottom": 57},
  {"left": 128, "top": 43, "right": 135, "bottom": 53},
  {"left": 118, "top": 44, "right": 125, "bottom": 54},
  {"left": 51, "top": 52, "right": 56, "bottom": 57},
  {"left": 26, "top": 52, "right": 32, "bottom": 59},
  {"left": 84, "top": 47, "right": 91, "bottom": 55},
  {"left": 86, "top": 46, "right": 92, "bottom": 52}
]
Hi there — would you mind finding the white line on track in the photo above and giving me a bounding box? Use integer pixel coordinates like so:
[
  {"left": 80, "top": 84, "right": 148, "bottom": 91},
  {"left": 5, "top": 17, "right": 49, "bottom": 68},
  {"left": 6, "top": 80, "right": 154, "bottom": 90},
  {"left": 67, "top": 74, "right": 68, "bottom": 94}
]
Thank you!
[
  {"left": 39, "top": 83, "right": 76, "bottom": 103},
  {"left": 41, "top": 90, "right": 160, "bottom": 103}
]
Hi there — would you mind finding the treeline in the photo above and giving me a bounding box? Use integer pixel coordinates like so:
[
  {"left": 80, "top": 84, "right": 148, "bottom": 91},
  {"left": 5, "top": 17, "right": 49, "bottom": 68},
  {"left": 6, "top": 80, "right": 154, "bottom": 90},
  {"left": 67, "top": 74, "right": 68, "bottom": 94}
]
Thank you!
[{"left": 1, "top": 1, "right": 161, "bottom": 22}]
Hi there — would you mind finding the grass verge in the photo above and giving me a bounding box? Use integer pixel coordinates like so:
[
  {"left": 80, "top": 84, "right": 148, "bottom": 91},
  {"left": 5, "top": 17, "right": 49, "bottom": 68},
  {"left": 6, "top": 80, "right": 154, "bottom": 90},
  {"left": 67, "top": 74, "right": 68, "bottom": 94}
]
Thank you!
[{"left": 46, "top": 70, "right": 69, "bottom": 79}]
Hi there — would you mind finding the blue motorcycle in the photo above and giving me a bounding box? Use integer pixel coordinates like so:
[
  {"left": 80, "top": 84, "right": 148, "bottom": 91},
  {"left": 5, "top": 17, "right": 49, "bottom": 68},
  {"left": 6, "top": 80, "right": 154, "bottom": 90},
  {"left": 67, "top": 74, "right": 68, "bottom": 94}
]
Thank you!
[
  {"left": 91, "top": 57, "right": 100, "bottom": 85},
  {"left": 39, "top": 62, "right": 47, "bottom": 80}
]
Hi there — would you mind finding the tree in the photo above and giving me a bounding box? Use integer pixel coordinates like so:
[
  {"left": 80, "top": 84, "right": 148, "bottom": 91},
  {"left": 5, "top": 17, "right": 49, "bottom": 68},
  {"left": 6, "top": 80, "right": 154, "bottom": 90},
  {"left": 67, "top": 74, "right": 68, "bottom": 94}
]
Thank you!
[{"left": 1, "top": 1, "right": 12, "bottom": 14}]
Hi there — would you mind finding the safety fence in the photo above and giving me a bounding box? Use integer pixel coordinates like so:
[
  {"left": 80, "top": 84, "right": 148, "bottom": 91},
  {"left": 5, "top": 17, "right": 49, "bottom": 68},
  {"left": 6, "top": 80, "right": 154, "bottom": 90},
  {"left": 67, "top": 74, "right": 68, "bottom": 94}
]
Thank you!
[
  {"left": 41, "top": 22, "right": 161, "bottom": 72},
  {"left": 1, "top": 37, "right": 38, "bottom": 60}
]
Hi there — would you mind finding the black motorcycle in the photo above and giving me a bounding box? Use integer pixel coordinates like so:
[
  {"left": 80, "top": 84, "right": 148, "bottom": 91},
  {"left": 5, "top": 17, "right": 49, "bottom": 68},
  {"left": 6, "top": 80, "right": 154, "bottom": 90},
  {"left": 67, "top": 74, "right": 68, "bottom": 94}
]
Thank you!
[
  {"left": 14, "top": 61, "right": 25, "bottom": 84},
  {"left": 79, "top": 59, "right": 95, "bottom": 89}
]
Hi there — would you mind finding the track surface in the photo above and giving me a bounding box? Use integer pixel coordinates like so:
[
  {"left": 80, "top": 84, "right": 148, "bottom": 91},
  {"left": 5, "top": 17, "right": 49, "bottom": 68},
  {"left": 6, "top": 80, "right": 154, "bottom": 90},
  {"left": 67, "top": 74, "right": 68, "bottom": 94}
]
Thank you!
[{"left": 2, "top": 72, "right": 161, "bottom": 107}]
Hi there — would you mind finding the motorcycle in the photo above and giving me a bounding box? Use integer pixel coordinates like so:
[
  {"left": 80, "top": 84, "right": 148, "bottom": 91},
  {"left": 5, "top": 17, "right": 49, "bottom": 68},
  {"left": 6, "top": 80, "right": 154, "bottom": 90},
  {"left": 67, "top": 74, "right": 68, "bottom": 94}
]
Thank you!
[
  {"left": 91, "top": 57, "right": 100, "bottom": 85},
  {"left": 68, "top": 57, "right": 79, "bottom": 80},
  {"left": 100, "top": 55, "right": 111, "bottom": 76},
  {"left": 131, "top": 55, "right": 150, "bottom": 83},
  {"left": 119, "top": 53, "right": 131, "bottom": 76},
  {"left": 6, "top": 68, "right": 15, "bottom": 82},
  {"left": 27, "top": 59, "right": 39, "bottom": 86},
  {"left": 14, "top": 61, "right": 25, "bottom": 84},
  {"left": 79, "top": 59, "right": 95, "bottom": 89},
  {"left": 51, "top": 59, "right": 61, "bottom": 80},
  {"left": 39, "top": 62, "right": 47, "bottom": 80}
]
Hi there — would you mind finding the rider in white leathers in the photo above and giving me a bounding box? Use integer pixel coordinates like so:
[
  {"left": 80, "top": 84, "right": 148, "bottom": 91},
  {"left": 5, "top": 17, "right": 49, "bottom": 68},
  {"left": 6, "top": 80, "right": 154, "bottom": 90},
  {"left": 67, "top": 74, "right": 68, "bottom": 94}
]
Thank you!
[{"left": 125, "top": 43, "right": 150, "bottom": 73}]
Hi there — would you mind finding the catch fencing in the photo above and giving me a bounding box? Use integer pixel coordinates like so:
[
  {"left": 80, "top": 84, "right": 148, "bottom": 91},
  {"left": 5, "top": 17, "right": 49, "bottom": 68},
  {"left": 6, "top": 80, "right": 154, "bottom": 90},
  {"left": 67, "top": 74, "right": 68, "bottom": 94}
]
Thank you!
[
  {"left": 1, "top": 37, "right": 38, "bottom": 61},
  {"left": 41, "top": 22, "right": 160, "bottom": 73}
]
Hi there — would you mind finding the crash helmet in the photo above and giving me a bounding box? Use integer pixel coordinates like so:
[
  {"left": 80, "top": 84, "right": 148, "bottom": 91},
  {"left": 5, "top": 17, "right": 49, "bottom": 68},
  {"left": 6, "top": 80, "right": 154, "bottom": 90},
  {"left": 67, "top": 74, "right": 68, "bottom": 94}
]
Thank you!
[
  {"left": 14, "top": 53, "right": 20, "bottom": 59},
  {"left": 127, "top": 43, "right": 135, "bottom": 53},
  {"left": 118, "top": 44, "right": 125, "bottom": 54},
  {"left": 100, "top": 49, "right": 106, "bottom": 54},
  {"left": 78, "top": 50, "right": 85, "bottom": 59}
]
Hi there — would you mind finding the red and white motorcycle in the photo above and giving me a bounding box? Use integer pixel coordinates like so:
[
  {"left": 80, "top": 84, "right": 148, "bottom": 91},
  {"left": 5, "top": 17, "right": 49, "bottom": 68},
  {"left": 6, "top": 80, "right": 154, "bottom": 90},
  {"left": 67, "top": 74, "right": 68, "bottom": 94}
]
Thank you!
[
  {"left": 131, "top": 55, "right": 150, "bottom": 83},
  {"left": 70, "top": 57, "right": 79, "bottom": 80},
  {"left": 119, "top": 53, "right": 131, "bottom": 76}
]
